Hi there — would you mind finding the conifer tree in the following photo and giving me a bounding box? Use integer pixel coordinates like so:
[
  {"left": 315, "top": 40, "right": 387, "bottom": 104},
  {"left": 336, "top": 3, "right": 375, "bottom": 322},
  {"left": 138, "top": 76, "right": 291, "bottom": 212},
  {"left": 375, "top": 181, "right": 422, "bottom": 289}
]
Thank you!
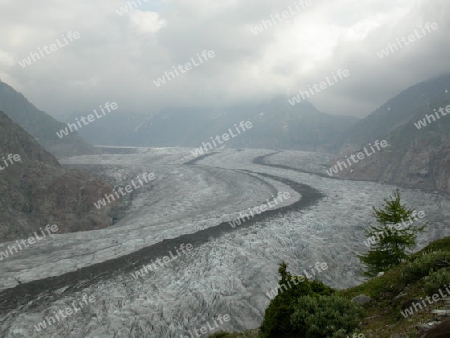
[{"left": 358, "top": 189, "right": 427, "bottom": 277}]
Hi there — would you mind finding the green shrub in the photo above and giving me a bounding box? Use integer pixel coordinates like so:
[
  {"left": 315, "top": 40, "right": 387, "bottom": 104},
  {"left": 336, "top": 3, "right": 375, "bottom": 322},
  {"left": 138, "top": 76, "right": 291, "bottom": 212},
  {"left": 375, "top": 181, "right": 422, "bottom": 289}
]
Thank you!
[
  {"left": 290, "top": 295, "right": 365, "bottom": 338},
  {"left": 261, "top": 297, "right": 305, "bottom": 338},
  {"left": 423, "top": 268, "right": 450, "bottom": 295},
  {"left": 260, "top": 278, "right": 313, "bottom": 338},
  {"left": 310, "top": 279, "right": 335, "bottom": 296},
  {"left": 260, "top": 263, "right": 336, "bottom": 338},
  {"left": 401, "top": 251, "right": 450, "bottom": 285}
]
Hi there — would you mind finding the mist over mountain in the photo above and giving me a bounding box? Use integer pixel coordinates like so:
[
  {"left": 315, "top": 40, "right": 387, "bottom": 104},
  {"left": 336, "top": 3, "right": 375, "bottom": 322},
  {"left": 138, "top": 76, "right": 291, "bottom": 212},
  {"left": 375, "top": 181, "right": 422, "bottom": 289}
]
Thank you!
[
  {"left": 64, "top": 98, "right": 359, "bottom": 152},
  {"left": 0, "top": 81, "right": 96, "bottom": 158}
]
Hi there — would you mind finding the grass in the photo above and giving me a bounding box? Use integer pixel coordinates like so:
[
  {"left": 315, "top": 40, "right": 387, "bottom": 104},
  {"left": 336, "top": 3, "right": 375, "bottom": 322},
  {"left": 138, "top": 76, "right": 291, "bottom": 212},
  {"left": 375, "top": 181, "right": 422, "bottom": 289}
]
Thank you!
[
  {"left": 209, "top": 236, "right": 450, "bottom": 338},
  {"left": 339, "top": 236, "right": 450, "bottom": 337}
]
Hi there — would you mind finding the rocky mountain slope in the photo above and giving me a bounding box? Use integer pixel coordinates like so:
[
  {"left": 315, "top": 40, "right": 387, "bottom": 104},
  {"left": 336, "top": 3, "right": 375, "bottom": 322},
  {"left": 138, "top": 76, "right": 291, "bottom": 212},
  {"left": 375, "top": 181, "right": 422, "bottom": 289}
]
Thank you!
[
  {"left": 0, "top": 81, "right": 96, "bottom": 158},
  {"left": 340, "top": 74, "right": 450, "bottom": 152},
  {"left": 0, "top": 111, "right": 114, "bottom": 242},
  {"left": 333, "top": 76, "right": 450, "bottom": 193},
  {"left": 64, "top": 98, "right": 358, "bottom": 152}
]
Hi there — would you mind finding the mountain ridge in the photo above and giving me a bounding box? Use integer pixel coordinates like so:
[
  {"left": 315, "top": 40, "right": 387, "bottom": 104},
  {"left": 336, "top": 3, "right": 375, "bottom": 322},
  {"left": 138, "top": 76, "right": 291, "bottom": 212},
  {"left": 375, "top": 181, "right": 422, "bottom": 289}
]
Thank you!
[
  {"left": 333, "top": 75, "right": 450, "bottom": 193},
  {"left": 0, "top": 81, "right": 97, "bottom": 158},
  {"left": 340, "top": 74, "right": 450, "bottom": 152},
  {"left": 0, "top": 110, "right": 114, "bottom": 242}
]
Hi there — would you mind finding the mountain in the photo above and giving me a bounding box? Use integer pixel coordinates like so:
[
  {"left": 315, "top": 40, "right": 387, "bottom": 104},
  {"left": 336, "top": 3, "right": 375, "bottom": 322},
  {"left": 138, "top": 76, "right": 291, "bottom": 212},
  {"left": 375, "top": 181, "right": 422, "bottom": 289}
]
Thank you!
[
  {"left": 340, "top": 74, "right": 450, "bottom": 152},
  {"left": 333, "top": 76, "right": 450, "bottom": 193},
  {"left": 0, "top": 81, "right": 96, "bottom": 158},
  {"left": 64, "top": 98, "right": 359, "bottom": 152},
  {"left": 0, "top": 111, "right": 114, "bottom": 242}
]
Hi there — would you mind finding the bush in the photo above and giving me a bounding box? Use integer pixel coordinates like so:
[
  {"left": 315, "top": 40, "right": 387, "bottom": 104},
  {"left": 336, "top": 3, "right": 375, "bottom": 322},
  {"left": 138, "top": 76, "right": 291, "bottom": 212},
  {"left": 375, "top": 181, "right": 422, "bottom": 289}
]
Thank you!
[
  {"left": 261, "top": 297, "right": 305, "bottom": 338},
  {"left": 260, "top": 279, "right": 313, "bottom": 338},
  {"left": 290, "top": 295, "right": 365, "bottom": 338},
  {"left": 401, "top": 251, "right": 450, "bottom": 285},
  {"left": 310, "top": 279, "right": 336, "bottom": 296},
  {"left": 423, "top": 268, "right": 450, "bottom": 295},
  {"left": 260, "top": 263, "right": 336, "bottom": 338}
]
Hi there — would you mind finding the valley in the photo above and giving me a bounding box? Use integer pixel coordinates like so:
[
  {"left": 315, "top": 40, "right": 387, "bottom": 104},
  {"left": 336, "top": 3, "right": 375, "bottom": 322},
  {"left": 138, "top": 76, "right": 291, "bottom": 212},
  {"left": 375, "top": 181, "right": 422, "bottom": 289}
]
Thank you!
[{"left": 1, "top": 147, "right": 448, "bottom": 337}]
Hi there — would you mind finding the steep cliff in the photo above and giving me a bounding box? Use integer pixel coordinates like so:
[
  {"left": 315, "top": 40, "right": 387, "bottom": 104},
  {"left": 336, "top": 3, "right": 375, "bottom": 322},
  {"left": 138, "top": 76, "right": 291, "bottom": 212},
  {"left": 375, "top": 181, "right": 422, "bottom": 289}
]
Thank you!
[
  {"left": 0, "top": 111, "right": 114, "bottom": 242},
  {"left": 334, "top": 93, "right": 450, "bottom": 193},
  {"left": 340, "top": 74, "right": 450, "bottom": 153}
]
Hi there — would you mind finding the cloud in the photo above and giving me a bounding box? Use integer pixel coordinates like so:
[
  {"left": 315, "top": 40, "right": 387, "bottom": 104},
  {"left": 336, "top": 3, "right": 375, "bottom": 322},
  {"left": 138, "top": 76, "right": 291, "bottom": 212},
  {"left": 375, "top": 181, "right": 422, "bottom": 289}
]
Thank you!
[
  {"left": 0, "top": 0, "right": 449, "bottom": 118},
  {"left": 0, "top": 49, "right": 15, "bottom": 67},
  {"left": 129, "top": 11, "right": 167, "bottom": 34}
]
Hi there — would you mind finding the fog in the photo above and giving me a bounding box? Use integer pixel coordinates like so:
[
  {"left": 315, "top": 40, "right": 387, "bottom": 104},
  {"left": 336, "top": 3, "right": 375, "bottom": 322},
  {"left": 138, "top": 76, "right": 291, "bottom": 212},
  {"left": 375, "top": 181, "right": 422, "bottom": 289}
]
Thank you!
[{"left": 1, "top": 0, "right": 449, "bottom": 119}]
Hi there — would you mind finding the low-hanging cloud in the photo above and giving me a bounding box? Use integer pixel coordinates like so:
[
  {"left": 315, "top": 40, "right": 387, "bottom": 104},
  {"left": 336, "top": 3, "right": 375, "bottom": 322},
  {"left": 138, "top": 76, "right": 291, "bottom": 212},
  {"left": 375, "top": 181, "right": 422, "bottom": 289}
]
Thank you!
[{"left": 0, "top": 0, "right": 449, "bottom": 118}]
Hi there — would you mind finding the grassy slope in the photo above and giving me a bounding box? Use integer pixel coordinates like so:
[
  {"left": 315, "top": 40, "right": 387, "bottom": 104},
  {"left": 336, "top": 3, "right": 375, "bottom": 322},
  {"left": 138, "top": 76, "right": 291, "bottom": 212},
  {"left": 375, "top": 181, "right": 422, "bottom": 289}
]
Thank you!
[
  {"left": 340, "top": 237, "right": 450, "bottom": 338},
  {"left": 210, "top": 236, "right": 450, "bottom": 338}
]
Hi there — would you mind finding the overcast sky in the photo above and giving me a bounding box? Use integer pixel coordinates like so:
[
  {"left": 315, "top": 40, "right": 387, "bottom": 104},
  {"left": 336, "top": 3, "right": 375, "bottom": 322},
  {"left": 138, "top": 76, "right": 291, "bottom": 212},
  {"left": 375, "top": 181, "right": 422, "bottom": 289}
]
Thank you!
[{"left": 0, "top": 0, "right": 449, "bottom": 118}]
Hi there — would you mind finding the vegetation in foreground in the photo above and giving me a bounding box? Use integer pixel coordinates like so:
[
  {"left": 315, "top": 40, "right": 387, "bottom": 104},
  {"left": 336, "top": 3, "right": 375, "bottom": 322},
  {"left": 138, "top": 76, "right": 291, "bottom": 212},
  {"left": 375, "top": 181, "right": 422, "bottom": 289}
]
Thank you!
[{"left": 208, "top": 191, "right": 449, "bottom": 337}]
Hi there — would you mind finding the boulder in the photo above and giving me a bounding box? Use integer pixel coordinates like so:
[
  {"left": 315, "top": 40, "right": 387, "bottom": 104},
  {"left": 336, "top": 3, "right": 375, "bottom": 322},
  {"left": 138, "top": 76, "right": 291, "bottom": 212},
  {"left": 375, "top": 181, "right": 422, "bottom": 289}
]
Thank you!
[{"left": 352, "top": 294, "right": 371, "bottom": 305}]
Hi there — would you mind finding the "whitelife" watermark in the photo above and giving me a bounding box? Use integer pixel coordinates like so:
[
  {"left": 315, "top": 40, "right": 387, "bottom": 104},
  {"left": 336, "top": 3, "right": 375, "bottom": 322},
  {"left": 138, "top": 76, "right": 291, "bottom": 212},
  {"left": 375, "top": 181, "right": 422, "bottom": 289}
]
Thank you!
[
  {"left": 401, "top": 285, "right": 450, "bottom": 318},
  {"left": 153, "top": 50, "right": 216, "bottom": 87},
  {"left": 131, "top": 243, "right": 194, "bottom": 280},
  {"left": 181, "top": 314, "right": 231, "bottom": 338},
  {"left": 18, "top": 31, "right": 81, "bottom": 68},
  {"left": 288, "top": 69, "right": 350, "bottom": 106},
  {"left": 0, "top": 153, "right": 21, "bottom": 172},
  {"left": 115, "top": 0, "right": 149, "bottom": 16},
  {"left": 377, "top": 23, "right": 439, "bottom": 59},
  {"left": 250, "top": 0, "right": 314, "bottom": 35},
  {"left": 34, "top": 293, "right": 96, "bottom": 332},
  {"left": 0, "top": 224, "right": 59, "bottom": 261},
  {"left": 56, "top": 102, "right": 118, "bottom": 139},
  {"left": 414, "top": 103, "right": 450, "bottom": 130},
  {"left": 363, "top": 210, "right": 426, "bottom": 248},
  {"left": 326, "top": 139, "right": 389, "bottom": 176},
  {"left": 228, "top": 192, "right": 291, "bottom": 228},
  {"left": 190, "top": 120, "right": 253, "bottom": 158},
  {"left": 93, "top": 173, "right": 155, "bottom": 209}
]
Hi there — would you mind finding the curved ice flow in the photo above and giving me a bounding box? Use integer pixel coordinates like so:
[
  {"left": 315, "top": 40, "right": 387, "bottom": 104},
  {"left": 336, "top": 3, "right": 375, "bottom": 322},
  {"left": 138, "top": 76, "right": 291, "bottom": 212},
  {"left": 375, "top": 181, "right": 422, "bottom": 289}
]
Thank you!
[
  {"left": 1, "top": 148, "right": 450, "bottom": 338},
  {"left": 0, "top": 150, "right": 298, "bottom": 291}
]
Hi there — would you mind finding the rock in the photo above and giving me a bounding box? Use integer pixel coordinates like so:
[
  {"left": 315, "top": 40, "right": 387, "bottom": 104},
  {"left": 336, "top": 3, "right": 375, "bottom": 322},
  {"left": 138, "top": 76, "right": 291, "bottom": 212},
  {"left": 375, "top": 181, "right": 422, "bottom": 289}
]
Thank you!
[
  {"left": 377, "top": 271, "right": 385, "bottom": 277},
  {"left": 0, "top": 111, "right": 115, "bottom": 242},
  {"left": 394, "top": 291, "right": 408, "bottom": 300},
  {"left": 352, "top": 294, "right": 371, "bottom": 305},
  {"left": 421, "top": 319, "right": 450, "bottom": 337},
  {"left": 416, "top": 321, "right": 440, "bottom": 332},
  {"left": 431, "top": 309, "right": 450, "bottom": 317}
]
